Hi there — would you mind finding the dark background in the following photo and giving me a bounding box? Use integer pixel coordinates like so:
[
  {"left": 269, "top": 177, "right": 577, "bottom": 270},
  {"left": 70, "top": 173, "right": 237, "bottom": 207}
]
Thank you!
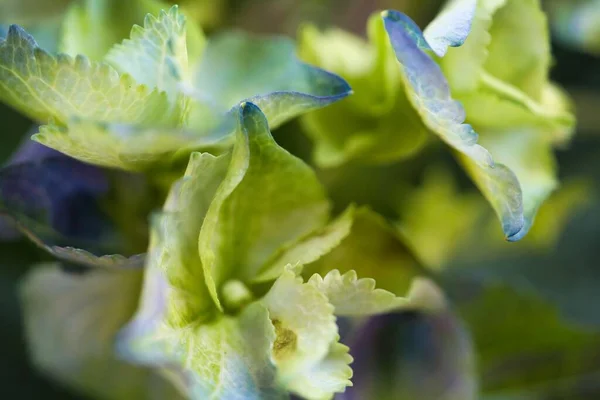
[{"left": 2, "top": 0, "right": 600, "bottom": 398}]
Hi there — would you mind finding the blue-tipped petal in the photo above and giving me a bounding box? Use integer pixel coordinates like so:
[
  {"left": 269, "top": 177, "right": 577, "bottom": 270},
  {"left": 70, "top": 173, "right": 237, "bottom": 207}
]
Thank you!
[
  {"left": 381, "top": 10, "right": 525, "bottom": 240},
  {"left": 190, "top": 31, "right": 352, "bottom": 130},
  {"left": 423, "top": 0, "right": 477, "bottom": 56}
]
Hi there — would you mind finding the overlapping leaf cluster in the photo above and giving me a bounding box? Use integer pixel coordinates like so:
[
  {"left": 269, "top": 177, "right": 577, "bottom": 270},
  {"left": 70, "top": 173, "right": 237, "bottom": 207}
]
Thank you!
[{"left": 0, "top": 1, "right": 591, "bottom": 399}]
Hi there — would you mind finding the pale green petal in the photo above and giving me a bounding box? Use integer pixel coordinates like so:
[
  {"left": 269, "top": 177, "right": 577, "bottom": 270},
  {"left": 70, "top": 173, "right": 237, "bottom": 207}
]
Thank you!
[
  {"left": 199, "top": 102, "right": 330, "bottom": 308},
  {"left": 106, "top": 6, "right": 200, "bottom": 104},
  {"left": 440, "top": 0, "right": 503, "bottom": 93},
  {"left": 120, "top": 303, "right": 285, "bottom": 399},
  {"left": 461, "top": 73, "right": 574, "bottom": 140},
  {"left": 120, "top": 150, "right": 283, "bottom": 396},
  {"left": 136, "top": 152, "right": 228, "bottom": 331},
  {"left": 439, "top": 0, "right": 501, "bottom": 93},
  {"left": 483, "top": 0, "right": 550, "bottom": 100},
  {"left": 20, "top": 264, "right": 182, "bottom": 400},
  {"left": 308, "top": 269, "right": 407, "bottom": 316},
  {"left": 441, "top": 0, "right": 574, "bottom": 137},
  {"left": 255, "top": 206, "right": 355, "bottom": 283},
  {"left": 303, "top": 207, "right": 422, "bottom": 297},
  {"left": 262, "top": 268, "right": 341, "bottom": 397},
  {"left": 0, "top": 25, "right": 172, "bottom": 125},
  {"left": 285, "top": 340, "right": 353, "bottom": 400},
  {"left": 33, "top": 121, "right": 204, "bottom": 171}
]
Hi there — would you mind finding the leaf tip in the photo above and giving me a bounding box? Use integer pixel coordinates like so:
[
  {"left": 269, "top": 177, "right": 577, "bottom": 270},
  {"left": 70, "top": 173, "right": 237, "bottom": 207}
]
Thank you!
[{"left": 505, "top": 218, "right": 532, "bottom": 242}]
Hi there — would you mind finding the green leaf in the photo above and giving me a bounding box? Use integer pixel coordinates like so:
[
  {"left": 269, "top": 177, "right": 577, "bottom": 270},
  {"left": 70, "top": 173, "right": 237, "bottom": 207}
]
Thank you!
[
  {"left": 303, "top": 207, "right": 422, "bottom": 297},
  {"left": 0, "top": 25, "right": 171, "bottom": 125},
  {"left": 255, "top": 205, "right": 355, "bottom": 283},
  {"left": 20, "top": 264, "right": 183, "bottom": 400},
  {"left": 456, "top": 283, "right": 600, "bottom": 397},
  {"left": 301, "top": 88, "right": 429, "bottom": 168},
  {"left": 199, "top": 102, "right": 330, "bottom": 309},
  {"left": 262, "top": 267, "right": 348, "bottom": 399},
  {"left": 106, "top": 5, "right": 200, "bottom": 104},
  {"left": 298, "top": 16, "right": 428, "bottom": 167},
  {"left": 308, "top": 269, "right": 407, "bottom": 316}
]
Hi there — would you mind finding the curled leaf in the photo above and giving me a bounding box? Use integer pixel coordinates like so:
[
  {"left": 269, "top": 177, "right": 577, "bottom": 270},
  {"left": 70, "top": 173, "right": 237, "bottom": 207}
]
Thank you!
[
  {"left": 382, "top": 9, "right": 525, "bottom": 239},
  {"left": 117, "top": 151, "right": 286, "bottom": 398},
  {"left": 199, "top": 102, "right": 330, "bottom": 308}
]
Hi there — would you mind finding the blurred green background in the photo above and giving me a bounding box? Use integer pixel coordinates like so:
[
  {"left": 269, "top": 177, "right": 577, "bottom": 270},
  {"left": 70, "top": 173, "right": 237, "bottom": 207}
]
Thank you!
[{"left": 2, "top": 0, "right": 600, "bottom": 398}]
